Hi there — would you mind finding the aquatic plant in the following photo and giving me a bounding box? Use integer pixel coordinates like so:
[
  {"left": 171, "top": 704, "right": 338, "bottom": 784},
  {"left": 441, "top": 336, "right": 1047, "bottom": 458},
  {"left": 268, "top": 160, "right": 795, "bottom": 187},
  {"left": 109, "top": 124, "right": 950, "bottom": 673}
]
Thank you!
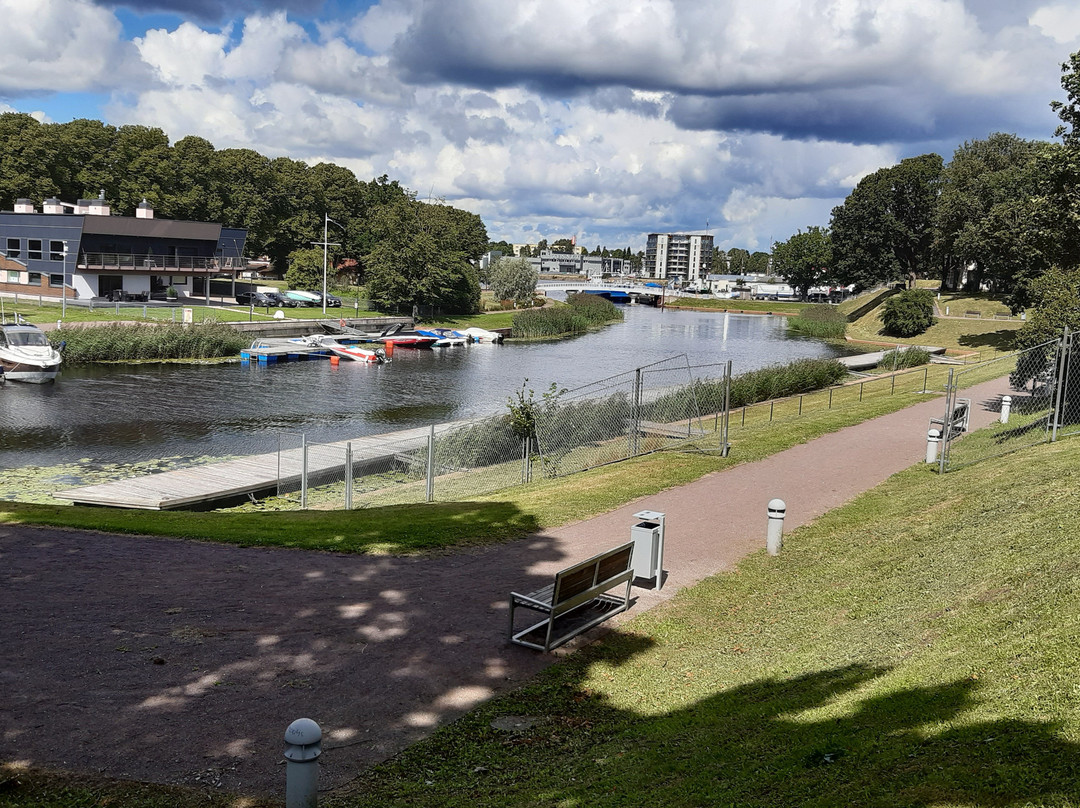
[{"left": 51, "top": 321, "right": 249, "bottom": 363}]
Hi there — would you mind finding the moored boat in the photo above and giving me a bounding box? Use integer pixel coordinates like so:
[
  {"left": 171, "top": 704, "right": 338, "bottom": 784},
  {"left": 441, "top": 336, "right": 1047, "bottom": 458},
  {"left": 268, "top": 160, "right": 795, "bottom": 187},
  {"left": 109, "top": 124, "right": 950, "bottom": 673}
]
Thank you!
[
  {"left": 0, "top": 320, "right": 62, "bottom": 383},
  {"left": 416, "top": 328, "right": 468, "bottom": 347},
  {"left": 299, "top": 335, "right": 388, "bottom": 363},
  {"left": 461, "top": 326, "right": 504, "bottom": 344}
]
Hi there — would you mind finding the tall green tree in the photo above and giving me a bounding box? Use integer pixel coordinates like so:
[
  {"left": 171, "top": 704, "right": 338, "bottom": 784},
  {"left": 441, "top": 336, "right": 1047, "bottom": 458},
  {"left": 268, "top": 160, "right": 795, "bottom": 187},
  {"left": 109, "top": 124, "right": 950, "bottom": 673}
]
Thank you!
[
  {"left": 0, "top": 113, "right": 59, "bottom": 208},
  {"left": 830, "top": 154, "right": 942, "bottom": 292},
  {"left": 772, "top": 227, "right": 832, "bottom": 299},
  {"left": 284, "top": 247, "right": 327, "bottom": 291},
  {"left": 934, "top": 133, "right": 1041, "bottom": 294},
  {"left": 727, "top": 248, "right": 750, "bottom": 275},
  {"left": 489, "top": 256, "right": 538, "bottom": 307}
]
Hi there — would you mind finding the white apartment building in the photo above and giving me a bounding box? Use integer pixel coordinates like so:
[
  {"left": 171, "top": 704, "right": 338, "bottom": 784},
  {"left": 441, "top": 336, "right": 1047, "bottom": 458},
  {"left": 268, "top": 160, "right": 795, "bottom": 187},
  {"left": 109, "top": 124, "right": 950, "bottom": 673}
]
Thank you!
[{"left": 645, "top": 233, "right": 714, "bottom": 282}]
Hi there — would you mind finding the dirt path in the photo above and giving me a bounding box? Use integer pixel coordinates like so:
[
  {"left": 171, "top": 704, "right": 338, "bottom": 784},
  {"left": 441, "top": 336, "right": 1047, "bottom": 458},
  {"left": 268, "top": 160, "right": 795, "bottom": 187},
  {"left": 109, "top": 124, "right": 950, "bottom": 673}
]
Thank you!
[{"left": 0, "top": 376, "right": 1012, "bottom": 797}]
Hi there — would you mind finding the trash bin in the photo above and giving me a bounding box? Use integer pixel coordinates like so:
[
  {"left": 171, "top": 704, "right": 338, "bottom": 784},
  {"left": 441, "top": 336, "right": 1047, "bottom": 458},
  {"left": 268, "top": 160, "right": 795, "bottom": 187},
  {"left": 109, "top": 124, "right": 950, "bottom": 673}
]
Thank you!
[{"left": 630, "top": 509, "right": 665, "bottom": 589}]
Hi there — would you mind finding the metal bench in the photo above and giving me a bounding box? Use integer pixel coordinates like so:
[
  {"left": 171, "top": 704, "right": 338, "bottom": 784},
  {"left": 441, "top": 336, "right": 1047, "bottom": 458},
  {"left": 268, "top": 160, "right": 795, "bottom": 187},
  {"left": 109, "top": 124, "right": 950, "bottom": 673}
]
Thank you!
[
  {"left": 509, "top": 541, "right": 635, "bottom": 652},
  {"left": 930, "top": 397, "right": 971, "bottom": 441}
]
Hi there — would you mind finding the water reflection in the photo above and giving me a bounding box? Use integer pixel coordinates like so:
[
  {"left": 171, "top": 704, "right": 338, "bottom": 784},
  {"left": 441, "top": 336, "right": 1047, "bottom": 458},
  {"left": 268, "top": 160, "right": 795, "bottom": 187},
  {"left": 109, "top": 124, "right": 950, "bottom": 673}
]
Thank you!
[{"left": 0, "top": 306, "right": 849, "bottom": 468}]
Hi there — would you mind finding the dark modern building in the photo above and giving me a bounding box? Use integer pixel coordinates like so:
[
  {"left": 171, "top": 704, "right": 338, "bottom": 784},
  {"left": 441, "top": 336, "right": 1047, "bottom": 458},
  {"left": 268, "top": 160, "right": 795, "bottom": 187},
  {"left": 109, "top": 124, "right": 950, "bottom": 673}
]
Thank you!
[{"left": 0, "top": 195, "right": 246, "bottom": 301}]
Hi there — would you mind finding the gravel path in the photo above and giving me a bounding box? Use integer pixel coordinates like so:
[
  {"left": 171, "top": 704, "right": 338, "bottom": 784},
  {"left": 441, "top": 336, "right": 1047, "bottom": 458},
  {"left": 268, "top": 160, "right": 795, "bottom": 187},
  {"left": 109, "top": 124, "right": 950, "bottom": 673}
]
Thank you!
[{"left": 0, "top": 375, "right": 1011, "bottom": 796}]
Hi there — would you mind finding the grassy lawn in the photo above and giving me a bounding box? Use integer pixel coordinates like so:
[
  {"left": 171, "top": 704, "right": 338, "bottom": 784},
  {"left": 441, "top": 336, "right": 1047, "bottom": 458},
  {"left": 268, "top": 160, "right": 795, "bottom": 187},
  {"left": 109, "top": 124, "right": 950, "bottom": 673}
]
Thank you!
[
  {"left": 663, "top": 297, "right": 807, "bottom": 315},
  {"left": 936, "top": 292, "right": 1017, "bottom": 320},
  {"left": 847, "top": 307, "right": 1022, "bottom": 361},
  {"left": 5, "top": 298, "right": 387, "bottom": 326}
]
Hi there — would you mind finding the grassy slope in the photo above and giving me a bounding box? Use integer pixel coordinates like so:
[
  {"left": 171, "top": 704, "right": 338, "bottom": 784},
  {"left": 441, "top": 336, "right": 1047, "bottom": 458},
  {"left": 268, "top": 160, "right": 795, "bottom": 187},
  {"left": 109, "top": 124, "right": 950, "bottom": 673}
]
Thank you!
[
  {"left": 330, "top": 437, "right": 1080, "bottom": 808},
  {"left": 847, "top": 306, "right": 1022, "bottom": 361}
]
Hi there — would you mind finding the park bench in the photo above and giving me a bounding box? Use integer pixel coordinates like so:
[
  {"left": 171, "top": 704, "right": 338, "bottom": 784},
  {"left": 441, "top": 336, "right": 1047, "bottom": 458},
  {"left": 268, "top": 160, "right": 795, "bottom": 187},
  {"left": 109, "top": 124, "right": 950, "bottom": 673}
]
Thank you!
[
  {"left": 509, "top": 541, "right": 635, "bottom": 652},
  {"left": 930, "top": 397, "right": 971, "bottom": 441},
  {"left": 965, "top": 310, "right": 982, "bottom": 318}
]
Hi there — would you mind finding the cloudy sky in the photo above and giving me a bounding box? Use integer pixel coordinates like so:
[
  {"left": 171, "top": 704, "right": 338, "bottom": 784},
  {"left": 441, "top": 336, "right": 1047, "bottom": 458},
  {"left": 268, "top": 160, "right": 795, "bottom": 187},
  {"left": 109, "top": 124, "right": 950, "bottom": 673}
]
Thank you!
[{"left": 2, "top": 0, "right": 1079, "bottom": 252}]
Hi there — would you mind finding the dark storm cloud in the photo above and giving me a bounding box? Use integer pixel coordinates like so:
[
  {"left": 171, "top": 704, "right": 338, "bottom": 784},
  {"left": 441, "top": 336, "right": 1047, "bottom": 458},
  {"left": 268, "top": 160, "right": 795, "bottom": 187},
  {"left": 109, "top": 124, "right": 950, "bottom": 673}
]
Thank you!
[{"left": 91, "top": 0, "right": 324, "bottom": 23}]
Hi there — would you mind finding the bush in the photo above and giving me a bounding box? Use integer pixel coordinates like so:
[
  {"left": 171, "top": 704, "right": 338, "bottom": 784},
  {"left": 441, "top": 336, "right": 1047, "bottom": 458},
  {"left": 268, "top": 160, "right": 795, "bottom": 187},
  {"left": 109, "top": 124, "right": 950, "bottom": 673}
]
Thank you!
[
  {"left": 788, "top": 304, "right": 847, "bottom": 339},
  {"left": 875, "top": 347, "right": 931, "bottom": 371},
  {"left": 881, "top": 289, "right": 935, "bottom": 337}
]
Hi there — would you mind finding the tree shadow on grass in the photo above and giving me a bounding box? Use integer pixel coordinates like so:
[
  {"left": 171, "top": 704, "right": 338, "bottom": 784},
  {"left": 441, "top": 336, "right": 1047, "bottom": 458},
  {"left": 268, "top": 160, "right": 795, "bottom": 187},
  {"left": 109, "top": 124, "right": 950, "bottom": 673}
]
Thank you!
[
  {"left": 959, "top": 330, "right": 1020, "bottom": 351},
  {"left": 363, "top": 657, "right": 1080, "bottom": 807}
]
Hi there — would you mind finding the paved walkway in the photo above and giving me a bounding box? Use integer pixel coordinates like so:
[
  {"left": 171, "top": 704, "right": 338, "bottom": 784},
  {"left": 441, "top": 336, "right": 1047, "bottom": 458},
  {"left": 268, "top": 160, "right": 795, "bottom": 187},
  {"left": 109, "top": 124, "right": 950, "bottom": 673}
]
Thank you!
[{"left": 0, "top": 375, "right": 1012, "bottom": 796}]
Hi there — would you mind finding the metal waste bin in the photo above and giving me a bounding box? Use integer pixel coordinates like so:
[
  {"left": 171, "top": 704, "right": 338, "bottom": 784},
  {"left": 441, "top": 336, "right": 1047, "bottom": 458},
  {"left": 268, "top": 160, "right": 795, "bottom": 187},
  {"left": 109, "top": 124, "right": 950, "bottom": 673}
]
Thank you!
[{"left": 630, "top": 509, "right": 665, "bottom": 589}]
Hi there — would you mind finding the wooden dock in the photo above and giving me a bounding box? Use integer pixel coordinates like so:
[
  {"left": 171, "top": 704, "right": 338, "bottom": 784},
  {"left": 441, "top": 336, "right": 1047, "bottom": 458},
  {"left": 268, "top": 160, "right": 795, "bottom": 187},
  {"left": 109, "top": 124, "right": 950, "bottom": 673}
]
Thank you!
[{"left": 53, "top": 426, "right": 435, "bottom": 510}]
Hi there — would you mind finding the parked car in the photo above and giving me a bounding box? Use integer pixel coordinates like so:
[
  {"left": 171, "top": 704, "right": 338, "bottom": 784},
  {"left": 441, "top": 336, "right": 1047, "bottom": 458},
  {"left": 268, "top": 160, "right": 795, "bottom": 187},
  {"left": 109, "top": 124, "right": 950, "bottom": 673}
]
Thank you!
[
  {"left": 262, "top": 291, "right": 298, "bottom": 307},
  {"left": 307, "top": 291, "right": 342, "bottom": 307},
  {"left": 236, "top": 291, "right": 274, "bottom": 306},
  {"left": 284, "top": 290, "right": 320, "bottom": 306}
]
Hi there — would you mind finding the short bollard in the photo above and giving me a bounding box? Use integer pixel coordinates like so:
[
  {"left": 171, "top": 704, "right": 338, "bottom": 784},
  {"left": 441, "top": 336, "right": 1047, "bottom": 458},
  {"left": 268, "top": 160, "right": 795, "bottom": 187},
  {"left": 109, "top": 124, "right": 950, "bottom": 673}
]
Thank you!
[
  {"left": 284, "top": 718, "right": 322, "bottom": 808},
  {"left": 926, "top": 428, "right": 941, "bottom": 464},
  {"left": 766, "top": 498, "right": 786, "bottom": 556},
  {"left": 1000, "top": 395, "right": 1012, "bottom": 424}
]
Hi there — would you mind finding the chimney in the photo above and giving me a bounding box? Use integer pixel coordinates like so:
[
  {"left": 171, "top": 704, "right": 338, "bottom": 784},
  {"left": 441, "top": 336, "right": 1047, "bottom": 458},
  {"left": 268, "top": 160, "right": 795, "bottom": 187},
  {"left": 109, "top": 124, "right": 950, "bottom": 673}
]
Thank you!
[
  {"left": 43, "top": 197, "right": 65, "bottom": 214},
  {"left": 14, "top": 198, "right": 35, "bottom": 213},
  {"left": 88, "top": 190, "right": 110, "bottom": 216},
  {"left": 76, "top": 198, "right": 92, "bottom": 214},
  {"left": 136, "top": 198, "right": 154, "bottom": 219}
]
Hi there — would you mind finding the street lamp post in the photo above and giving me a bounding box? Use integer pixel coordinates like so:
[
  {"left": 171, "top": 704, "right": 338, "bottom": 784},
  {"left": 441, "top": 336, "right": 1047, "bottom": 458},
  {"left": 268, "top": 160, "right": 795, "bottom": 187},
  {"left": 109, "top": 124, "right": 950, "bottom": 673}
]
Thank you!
[{"left": 312, "top": 213, "right": 343, "bottom": 316}]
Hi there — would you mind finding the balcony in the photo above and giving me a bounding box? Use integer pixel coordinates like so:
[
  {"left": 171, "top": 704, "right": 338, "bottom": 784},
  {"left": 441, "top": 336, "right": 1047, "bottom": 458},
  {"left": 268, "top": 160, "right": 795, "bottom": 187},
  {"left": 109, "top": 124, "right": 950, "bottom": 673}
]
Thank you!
[{"left": 78, "top": 253, "right": 238, "bottom": 273}]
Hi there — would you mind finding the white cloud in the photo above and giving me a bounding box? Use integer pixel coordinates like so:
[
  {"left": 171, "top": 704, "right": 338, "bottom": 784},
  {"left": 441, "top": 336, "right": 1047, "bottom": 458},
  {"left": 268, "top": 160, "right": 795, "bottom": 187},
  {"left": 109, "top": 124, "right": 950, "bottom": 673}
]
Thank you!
[
  {"left": 0, "top": 0, "right": 143, "bottom": 94},
  {"left": 1030, "top": 4, "right": 1080, "bottom": 44}
]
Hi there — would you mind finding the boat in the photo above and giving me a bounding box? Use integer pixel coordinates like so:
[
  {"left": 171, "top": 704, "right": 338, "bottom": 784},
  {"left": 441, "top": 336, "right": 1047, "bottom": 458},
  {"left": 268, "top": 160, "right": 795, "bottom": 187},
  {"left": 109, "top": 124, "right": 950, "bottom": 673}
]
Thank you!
[
  {"left": 0, "top": 320, "right": 62, "bottom": 383},
  {"left": 374, "top": 323, "right": 437, "bottom": 348},
  {"left": 298, "top": 335, "right": 388, "bottom": 363},
  {"left": 461, "top": 326, "right": 505, "bottom": 344},
  {"left": 416, "top": 328, "right": 468, "bottom": 347}
]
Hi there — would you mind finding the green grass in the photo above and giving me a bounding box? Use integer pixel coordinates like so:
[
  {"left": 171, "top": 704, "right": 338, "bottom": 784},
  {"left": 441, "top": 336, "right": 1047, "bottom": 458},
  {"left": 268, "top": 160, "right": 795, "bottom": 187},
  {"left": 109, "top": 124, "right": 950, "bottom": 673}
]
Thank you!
[
  {"left": 937, "top": 292, "right": 1017, "bottom": 319},
  {"left": 323, "top": 437, "right": 1080, "bottom": 808},
  {"left": 847, "top": 306, "right": 1022, "bottom": 361},
  {"left": 664, "top": 297, "right": 807, "bottom": 315}
]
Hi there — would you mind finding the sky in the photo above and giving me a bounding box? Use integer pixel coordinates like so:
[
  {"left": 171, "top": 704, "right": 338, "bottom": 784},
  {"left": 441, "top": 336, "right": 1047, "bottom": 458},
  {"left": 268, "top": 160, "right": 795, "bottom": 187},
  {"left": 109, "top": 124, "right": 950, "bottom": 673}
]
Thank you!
[{"left": 2, "top": 0, "right": 1079, "bottom": 253}]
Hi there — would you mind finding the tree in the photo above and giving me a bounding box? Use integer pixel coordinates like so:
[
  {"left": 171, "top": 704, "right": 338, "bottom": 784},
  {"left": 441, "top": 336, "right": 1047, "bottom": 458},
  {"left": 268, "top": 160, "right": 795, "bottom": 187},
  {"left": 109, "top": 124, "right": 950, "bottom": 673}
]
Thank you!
[
  {"left": 772, "top": 227, "right": 832, "bottom": 299},
  {"left": 285, "top": 247, "right": 326, "bottom": 291},
  {"left": 551, "top": 237, "right": 574, "bottom": 253},
  {"left": 726, "top": 248, "right": 750, "bottom": 275},
  {"left": 363, "top": 197, "right": 481, "bottom": 314},
  {"left": 1010, "top": 267, "right": 1080, "bottom": 395},
  {"left": 831, "top": 154, "right": 942, "bottom": 292},
  {"left": 489, "top": 256, "right": 538, "bottom": 307},
  {"left": 934, "top": 134, "right": 1041, "bottom": 295},
  {"left": 881, "top": 289, "right": 935, "bottom": 337},
  {"left": 748, "top": 251, "right": 771, "bottom": 275}
]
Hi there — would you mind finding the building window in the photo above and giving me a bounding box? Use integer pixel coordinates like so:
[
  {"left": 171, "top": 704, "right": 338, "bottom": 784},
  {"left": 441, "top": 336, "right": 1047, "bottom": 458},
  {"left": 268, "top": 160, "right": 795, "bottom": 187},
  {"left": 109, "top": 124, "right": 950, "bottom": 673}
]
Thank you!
[
  {"left": 6, "top": 238, "right": 19, "bottom": 259},
  {"left": 28, "top": 239, "right": 42, "bottom": 260},
  {"left": 27, "top": 272, "right": 41, "bottom": 285},
  {"left": 49, "top": 274, "right": 63, "bottom": 287},
  {"left": 6, "top": 270, "right": 19, "bottom": 282},
  {"left": 170, "top": 275, "right": 188, "bottom": 286},
  {"left": 49, "top": 240, "right": 65, "bottom": 261}
]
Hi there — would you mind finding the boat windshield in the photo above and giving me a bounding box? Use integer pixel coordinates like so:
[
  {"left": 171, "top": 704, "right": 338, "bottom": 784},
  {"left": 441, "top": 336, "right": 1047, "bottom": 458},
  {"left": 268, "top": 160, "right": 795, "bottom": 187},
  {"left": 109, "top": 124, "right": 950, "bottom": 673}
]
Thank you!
[{"left": 8, "top": 330, "right": 49, "bottom": 347}]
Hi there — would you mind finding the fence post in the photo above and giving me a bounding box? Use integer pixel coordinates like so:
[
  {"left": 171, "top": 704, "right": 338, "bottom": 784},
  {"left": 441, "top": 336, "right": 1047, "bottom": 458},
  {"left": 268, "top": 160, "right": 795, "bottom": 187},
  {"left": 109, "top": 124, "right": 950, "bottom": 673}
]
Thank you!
[
  {"left": 859, "top": 381, "right": 864, "bottom": 401},
  {"left": 631, "top": 368, "right": 642, "bottom": 456},
  {"left": 923, "top": 366, "right": 928, "bottom": 392},
  {"left": 301, "top": 435, "right": 308, "bottom": 509},
  {"left": 769, "top": 401, "right": 774, "bottom": 421},
  {"left": 798, "top": 395, "right": 803, "bottom": 416},
  {"left": 829, "top": 387, "right": 833, "bottom": 409},
  {"left": 425, "top": 425, "right": 435, "bottom": 502},
  {"left": 938, "top": 369, "right": 955, "bottom": 474},
  {"left": 344, "top": 442, "right": 353, "bottom": 510},
  {"left": 1052, "top": 327, "right": 1072, "bottom": 442},
  {"left": 891, "top": 372, "right": 896, "bottom": 394},
  {"left": 721, "top": 360, "right": 732, "bottom": 457}
]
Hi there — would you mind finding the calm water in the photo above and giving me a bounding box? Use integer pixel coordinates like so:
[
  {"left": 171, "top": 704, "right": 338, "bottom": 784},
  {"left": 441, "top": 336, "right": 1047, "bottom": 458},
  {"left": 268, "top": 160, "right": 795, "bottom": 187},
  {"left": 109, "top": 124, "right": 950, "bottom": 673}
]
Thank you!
[{"left": 0, "top": 306, "right": 850, "bottom": 469}]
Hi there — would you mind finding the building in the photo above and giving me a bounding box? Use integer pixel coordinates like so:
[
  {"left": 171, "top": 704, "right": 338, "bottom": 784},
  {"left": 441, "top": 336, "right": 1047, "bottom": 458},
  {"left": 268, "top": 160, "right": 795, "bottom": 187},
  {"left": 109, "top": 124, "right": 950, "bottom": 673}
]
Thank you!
[
  {"left": 644, "top": 233, "right": 714, "bottom": 283},
  {"left": 0, "top": 195, "right": 246, "bottom": 301},
  {"left": 529, "top": 251, "right": 630, "bottom": 277}
]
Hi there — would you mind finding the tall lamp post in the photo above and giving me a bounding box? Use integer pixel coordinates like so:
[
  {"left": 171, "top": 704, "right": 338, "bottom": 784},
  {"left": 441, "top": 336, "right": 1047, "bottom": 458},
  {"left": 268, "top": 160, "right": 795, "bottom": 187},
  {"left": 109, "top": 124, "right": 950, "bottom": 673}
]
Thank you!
[{"left": 312, "top": 213, "right": 344, "bottom": 316}]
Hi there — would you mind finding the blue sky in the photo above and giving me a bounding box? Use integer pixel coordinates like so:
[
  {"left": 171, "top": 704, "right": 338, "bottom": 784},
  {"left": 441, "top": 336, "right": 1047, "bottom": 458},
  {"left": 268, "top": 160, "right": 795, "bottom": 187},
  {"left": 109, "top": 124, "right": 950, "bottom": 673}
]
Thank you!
[{"left": 2, "top": 0, "right": 1079, "bottom": 252}]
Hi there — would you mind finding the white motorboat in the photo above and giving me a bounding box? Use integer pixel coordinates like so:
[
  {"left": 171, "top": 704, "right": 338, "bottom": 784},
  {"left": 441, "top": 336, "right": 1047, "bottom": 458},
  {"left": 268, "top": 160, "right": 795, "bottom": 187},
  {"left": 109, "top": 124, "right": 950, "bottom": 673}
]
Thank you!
[
  {"left": 461, "top": 326, "right": 505, "bottom": 343},
  {"left": 299, "top": 335, "right": 388, "bottom": 363},
  {"left": 0, "top": 321, "right": 62, "bottom": 383}
]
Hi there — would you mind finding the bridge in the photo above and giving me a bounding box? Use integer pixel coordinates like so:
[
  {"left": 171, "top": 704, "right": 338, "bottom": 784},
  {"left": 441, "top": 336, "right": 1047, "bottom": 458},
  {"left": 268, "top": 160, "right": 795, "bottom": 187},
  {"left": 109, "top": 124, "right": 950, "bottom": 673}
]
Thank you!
[{"left": 537, "top": 281, "right": 666, "bottom": 304}]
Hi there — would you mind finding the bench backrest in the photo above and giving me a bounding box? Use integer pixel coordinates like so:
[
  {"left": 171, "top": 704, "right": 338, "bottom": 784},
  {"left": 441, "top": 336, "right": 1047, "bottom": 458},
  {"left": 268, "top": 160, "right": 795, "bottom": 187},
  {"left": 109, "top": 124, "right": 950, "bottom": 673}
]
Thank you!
[{"left": 552, "top": 541, "right": 634, "bottom": 607}]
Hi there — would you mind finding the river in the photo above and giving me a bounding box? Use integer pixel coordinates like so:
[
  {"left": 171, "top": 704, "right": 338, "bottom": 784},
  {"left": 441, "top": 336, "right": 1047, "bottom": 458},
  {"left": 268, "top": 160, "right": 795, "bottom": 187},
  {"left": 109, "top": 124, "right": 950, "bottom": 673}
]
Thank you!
[{"left": 0, "top": 306, "right": 851, "bottom": 471}]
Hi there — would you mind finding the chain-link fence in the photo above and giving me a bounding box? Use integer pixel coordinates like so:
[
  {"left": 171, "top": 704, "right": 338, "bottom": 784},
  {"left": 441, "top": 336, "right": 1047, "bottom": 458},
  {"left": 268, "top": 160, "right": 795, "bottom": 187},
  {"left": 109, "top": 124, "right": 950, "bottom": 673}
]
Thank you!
[{"left": 938, "top": 332, "right": 1077, "bottom": 472}]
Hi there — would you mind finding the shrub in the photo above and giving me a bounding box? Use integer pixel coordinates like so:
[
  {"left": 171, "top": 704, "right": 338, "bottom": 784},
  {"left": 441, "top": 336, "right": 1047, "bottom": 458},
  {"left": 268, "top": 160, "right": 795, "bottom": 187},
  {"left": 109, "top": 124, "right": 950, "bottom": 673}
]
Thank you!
[
  {"left": 511, "top": 293, "right": 623, "bottom": 338},
  {"left": 881, "top": 289, "right": 935, "bottom": 337},
  {"left": 875, "top": 347, "right": 931, "bottom": 371},
  {"left": 788, "top": 304, "right": 847, "bottom": 339}
]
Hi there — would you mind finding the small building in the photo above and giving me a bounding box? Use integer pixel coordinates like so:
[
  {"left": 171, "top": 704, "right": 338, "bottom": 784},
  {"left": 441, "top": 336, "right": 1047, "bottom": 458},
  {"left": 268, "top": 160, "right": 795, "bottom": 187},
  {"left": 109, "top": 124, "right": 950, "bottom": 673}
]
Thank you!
[{"left": 0, "top": 195, "right": 246, "bottom": 301}]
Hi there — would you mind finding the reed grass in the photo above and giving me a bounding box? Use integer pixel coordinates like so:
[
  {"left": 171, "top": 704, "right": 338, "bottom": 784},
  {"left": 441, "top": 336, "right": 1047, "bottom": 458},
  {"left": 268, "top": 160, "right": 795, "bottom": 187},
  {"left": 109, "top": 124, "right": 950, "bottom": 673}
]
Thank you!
[
  {"left": 511, "top": 293, "right": 623, "bottom": 338},
  {"left": 787, "top": 303, "right": 848, "bottom": 338},
  {"left": 875, "top": 347, "right": 931, "bottom": 371},
  {"left": 51, "top": 321, "right": 249, "bottom": 363}
]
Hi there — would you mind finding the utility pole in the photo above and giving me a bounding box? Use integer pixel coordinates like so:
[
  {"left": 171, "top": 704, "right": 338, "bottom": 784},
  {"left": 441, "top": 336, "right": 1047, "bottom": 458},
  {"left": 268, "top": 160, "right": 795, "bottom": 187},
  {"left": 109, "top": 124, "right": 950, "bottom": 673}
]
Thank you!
[{"left": 311, "top": 214, "right": 342, "bottom": 316}]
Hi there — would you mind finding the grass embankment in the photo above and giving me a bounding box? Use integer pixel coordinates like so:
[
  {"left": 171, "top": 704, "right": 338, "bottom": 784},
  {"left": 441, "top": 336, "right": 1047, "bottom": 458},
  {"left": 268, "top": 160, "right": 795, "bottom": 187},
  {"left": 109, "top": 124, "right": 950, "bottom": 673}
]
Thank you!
[
  {"left": 326, "top": 438, "right": 1080, "bottom": 808},
  {"left": 847, "top": 304, "right": 1022, "bottom": 361},
  {"left": 936, "top": 292, "right": 1017, "bottom": 320},
  {"left": 511, "top": 293, "right": 623, "bottom": 338},
  {"left": 663, "top": 297, "right": 807, "bottom": 315}
]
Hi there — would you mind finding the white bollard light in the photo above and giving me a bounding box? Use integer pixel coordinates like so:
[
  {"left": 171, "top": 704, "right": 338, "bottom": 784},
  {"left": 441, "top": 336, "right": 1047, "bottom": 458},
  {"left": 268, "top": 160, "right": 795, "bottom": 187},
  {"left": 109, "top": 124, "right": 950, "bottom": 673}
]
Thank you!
[
  {"left": 1000, "top": 395, "right": 1012, "bottom": 424},
  {"left": 766, "top": 498, "right": 786, "bottom": 556},
  {"left": 284, "top": 718, "right": 322, "bottom": 808},
  {"left": 926, "top": 428, "right": 941, "bottom": 464}
]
